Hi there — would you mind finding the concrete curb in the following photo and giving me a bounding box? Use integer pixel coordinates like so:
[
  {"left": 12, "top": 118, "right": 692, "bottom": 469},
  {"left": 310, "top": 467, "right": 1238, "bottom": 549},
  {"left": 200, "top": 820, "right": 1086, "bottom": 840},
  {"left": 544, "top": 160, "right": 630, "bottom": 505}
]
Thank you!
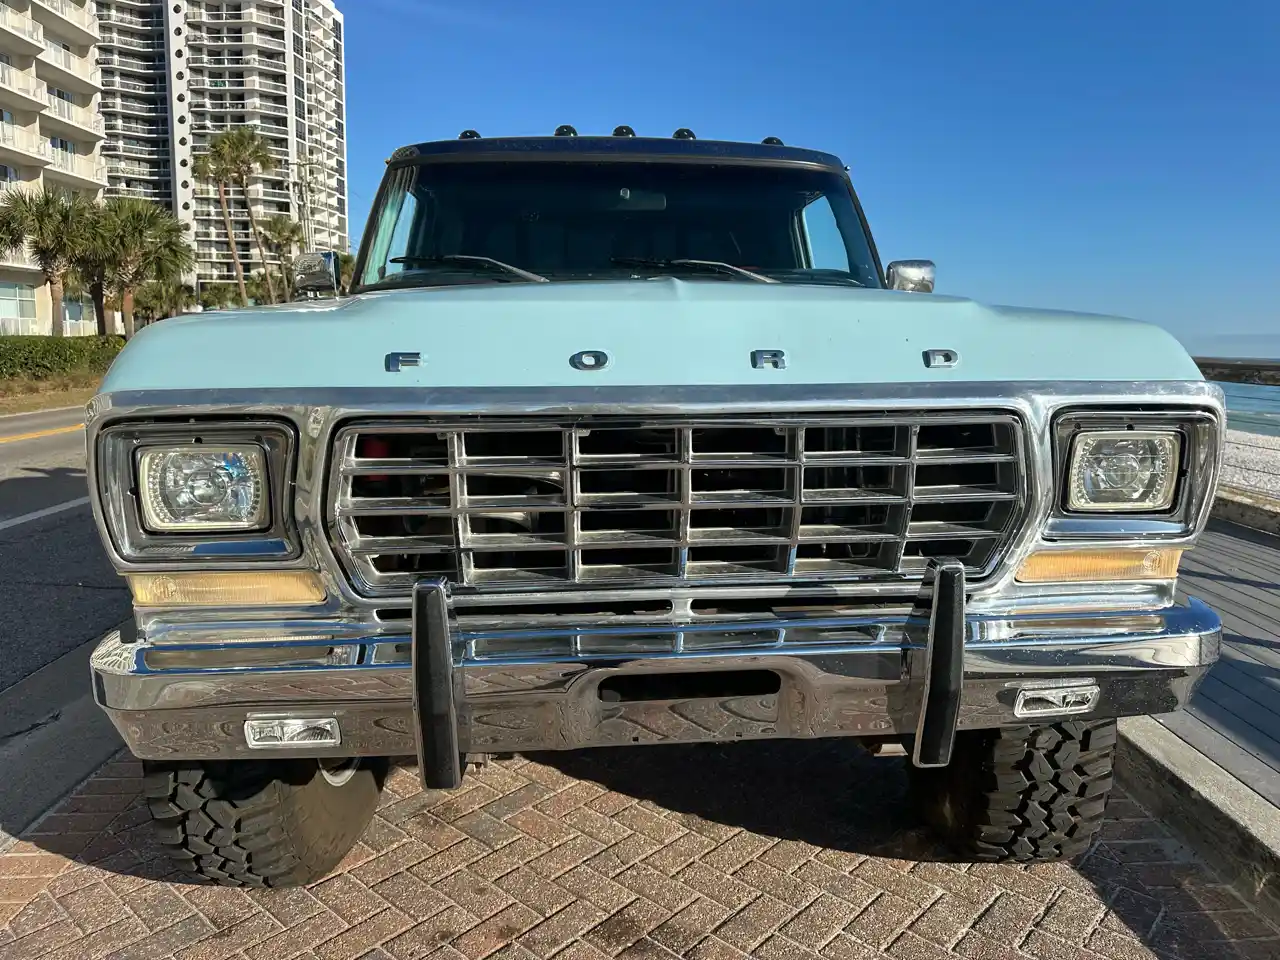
[
  {"left": 1117, "top": 716, "right": 1280, "bottom": 924},
  {"left": 1213, "top": 485, "right": 1280, "bottom": 536}
]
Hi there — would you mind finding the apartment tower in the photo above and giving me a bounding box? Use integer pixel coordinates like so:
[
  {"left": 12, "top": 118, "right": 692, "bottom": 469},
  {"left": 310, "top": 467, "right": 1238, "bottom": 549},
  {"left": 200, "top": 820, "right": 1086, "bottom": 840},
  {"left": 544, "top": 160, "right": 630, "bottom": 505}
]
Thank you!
[
  {"left": 0, "top": 0, "right": 105, "bottom": 334},
  {"left": 97, "top": 0, "right": 347, "bottom": 291}
]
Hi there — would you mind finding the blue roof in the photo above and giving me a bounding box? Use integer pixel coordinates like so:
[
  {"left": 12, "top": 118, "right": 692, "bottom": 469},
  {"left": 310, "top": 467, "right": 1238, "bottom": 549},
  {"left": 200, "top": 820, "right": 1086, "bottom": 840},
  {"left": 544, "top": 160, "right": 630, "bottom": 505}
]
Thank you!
[{"left": 389, "top": 135, "right": 845, "bottom": 170}]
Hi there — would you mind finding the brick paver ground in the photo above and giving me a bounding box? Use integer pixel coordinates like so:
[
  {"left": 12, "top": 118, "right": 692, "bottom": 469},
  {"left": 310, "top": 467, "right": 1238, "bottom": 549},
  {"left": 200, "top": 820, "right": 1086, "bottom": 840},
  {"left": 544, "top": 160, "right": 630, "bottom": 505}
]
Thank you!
[{"left": 1, "top": 740, "right": 1277, "bottom": 960}]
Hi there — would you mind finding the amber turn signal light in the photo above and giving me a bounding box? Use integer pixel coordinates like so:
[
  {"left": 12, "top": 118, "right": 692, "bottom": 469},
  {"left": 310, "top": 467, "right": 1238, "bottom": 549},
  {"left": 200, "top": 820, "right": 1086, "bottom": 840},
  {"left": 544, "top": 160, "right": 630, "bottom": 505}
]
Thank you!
[
  {"left": 1015, "top": 548, "right": 1183, "bottom": 583},
  {"left": 128, "top": 571, "right": 326, "bottom": 606}
]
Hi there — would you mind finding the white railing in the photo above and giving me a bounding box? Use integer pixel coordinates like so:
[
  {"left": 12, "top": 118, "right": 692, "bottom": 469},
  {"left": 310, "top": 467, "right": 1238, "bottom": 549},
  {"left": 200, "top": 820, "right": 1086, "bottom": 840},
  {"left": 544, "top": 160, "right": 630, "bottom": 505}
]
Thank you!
[
  {"left": 102, "top": 99, "right": 164, "bottom": 115},
  {"left": 48, "top": 151, "right": 106, "bottom": 182},
  {"left": 252, "top": 33, "right": 287, "bottom": 51},
  {"left": 107, "top": 142, "right": 168, "bottom": 158},
  {"left": 101, "top": 76, "right": 162, "bottom": 94},
  {"left": 98, "top": 32, "right": 164, "bottom": 50},
  {"left": 33, "top": 0, "right": 98, "bottom": 36},
  {"left": 40, "top": 43, "right": 103, "bottom": 85},
  {"left": 0, "top": 63, "right": 43, "bottom": 101},
  {"left": 104, "top": 121, "right": 165, "bottom": 136},
  {"left": 0, "top": 5, "right": 43, "bottom": 45},
  {"left": 248, "top": 100, "right": 288, "bottom": 116},
  {"left": 98, "top": 11, "right": 163, "bottom": 29},
  {"left": 46, "top": 95, "right": 105, "bottom": 133},
  {"left": 195, "top": 10, "right": 287, "bottom": 28},
  {"left": 109, "top": 184, "right": 167, "bottom": 199},
  {"left": 0, "top": 122, "right": 49, "bottom": 160}
]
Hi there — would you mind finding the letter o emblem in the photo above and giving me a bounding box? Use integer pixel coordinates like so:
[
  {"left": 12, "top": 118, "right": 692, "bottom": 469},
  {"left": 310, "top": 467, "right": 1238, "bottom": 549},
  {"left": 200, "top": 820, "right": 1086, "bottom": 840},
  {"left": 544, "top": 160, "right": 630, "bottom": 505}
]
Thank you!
[{"left": 570, "top": 350, "right": 610, "bottom": 371}]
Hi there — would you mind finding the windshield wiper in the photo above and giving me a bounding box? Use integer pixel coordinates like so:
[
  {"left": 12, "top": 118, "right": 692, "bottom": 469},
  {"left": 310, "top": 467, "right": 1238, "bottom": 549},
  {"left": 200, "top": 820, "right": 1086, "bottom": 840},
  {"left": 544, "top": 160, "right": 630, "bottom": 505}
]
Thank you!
[
  {"left": 611, "top": 257, "right": 778, "bottom": 284},
  {"left": 389, "top": 254, "right": 549, "bottom": 283}
]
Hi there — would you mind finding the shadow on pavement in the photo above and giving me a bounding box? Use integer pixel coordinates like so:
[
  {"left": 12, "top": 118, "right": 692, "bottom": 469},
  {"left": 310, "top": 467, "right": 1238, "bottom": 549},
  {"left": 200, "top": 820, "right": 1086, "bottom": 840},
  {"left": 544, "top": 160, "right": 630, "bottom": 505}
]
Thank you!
[{"left": 9, "top": 739, "right": 1275, "bottom": 959}]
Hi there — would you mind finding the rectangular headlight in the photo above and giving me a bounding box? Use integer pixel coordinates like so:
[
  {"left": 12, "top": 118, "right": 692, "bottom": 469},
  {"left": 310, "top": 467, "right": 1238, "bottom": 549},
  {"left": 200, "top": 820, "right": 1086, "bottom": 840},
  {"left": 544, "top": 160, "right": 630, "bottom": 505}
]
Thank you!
[
  {"left": 137, "top": 445, "right": 270, "bottom": 532},
  {"left": 1066, "top": 430, "right": 1180, "bottom": 513}
]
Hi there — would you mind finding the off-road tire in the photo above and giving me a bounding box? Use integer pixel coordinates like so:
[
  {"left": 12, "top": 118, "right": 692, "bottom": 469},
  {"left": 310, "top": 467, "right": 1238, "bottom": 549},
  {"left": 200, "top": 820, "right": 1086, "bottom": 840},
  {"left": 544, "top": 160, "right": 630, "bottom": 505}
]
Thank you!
[
  {"left": 142, "top": 758, "right": 387, "bottom": 887},
  {"left": 908, "top": 720, "right": 1116, "bottom": 862}
]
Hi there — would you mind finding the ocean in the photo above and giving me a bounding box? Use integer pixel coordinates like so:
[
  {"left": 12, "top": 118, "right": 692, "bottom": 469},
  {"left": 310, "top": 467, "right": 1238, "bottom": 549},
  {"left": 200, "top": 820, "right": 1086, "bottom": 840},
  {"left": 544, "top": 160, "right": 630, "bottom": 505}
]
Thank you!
[{"left": 1218, "top": 382, "right": 1280, "bottom": 437}]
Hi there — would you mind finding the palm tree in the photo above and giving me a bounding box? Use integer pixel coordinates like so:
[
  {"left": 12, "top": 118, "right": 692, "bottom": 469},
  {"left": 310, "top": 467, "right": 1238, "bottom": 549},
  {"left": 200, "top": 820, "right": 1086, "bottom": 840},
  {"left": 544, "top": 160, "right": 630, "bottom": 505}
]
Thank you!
[
  {"left": 106, "top": 197, "right": 195, "bottom": 338},
  {"left": 72, "top": 201, "right": 114, "bottom": 336},
  {"left": 193, "top": 141, "right": 248, "bottom": 307},
  {"left": 212, "top": 127, "right": 278, "bottom": 304},
  {"left": 261, "top": 214, "right": 304, "bottom": 300},
  {"left": 199, "top": 282, "right": 238, "bottom": 311},
  {"left": 135, "top": 279, "right": 196, "bottom": 325},
  {"left": 0, "top": 188, "right": 94, "bottom": 338},
  {"left": 338, "top": 251, "right": 356, "bottom": 294}
]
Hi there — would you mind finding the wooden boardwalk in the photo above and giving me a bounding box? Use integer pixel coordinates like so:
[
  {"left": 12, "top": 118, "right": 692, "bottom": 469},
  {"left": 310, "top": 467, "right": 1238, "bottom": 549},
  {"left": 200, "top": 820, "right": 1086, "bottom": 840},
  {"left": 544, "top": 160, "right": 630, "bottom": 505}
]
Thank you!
[{"left": 1170, "top": 518, "right": 1280, "bottom": 805}]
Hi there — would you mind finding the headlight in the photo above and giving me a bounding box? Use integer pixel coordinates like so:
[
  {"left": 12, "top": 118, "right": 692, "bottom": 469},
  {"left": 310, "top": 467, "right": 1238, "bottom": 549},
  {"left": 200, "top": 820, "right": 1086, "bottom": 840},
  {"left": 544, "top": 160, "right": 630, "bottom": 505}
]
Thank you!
[
  {"left": 137, "top": 445, "right": 270, "bottom": 532},
  {"left": 1066, "top": 430, "right": 1180, "bottom": 512}
]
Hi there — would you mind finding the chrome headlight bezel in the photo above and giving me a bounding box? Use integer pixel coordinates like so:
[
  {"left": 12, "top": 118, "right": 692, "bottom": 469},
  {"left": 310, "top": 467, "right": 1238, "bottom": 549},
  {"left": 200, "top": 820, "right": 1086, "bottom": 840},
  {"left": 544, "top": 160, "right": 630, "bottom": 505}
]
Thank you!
[
  {"left": 1048, "top": 409, "right": 1221, "bottom": 540},
  {"left": 96, "top": 419, "right": 299, "bottom": 562}
]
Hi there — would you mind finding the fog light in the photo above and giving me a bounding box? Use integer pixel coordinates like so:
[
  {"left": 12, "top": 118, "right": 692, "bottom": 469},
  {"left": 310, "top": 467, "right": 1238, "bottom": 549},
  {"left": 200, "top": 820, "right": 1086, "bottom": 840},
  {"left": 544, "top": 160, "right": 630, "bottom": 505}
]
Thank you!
[
  {"left": 1014, "top": 681, "right": 1101, "bottom": 719},
  {"left": 244, "top": 717, "right": 341, "bottom": 749},
  {"left": 1015, "top": 548, "right": 1182, "bottom": 583},
  {"left": 128, "top": 571, "right": 326, "bottom": 606}
]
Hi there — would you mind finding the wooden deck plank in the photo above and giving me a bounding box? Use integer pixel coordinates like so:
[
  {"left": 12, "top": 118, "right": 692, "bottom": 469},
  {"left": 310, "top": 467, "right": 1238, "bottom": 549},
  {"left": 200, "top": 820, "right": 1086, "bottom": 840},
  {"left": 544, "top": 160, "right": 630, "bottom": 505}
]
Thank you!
[
  {"left": 1194, "top": 674, "right": 1280, "bottom": 745},
  {"left": 1154, "top": 710, "right": 1280, "bottom": 808}
]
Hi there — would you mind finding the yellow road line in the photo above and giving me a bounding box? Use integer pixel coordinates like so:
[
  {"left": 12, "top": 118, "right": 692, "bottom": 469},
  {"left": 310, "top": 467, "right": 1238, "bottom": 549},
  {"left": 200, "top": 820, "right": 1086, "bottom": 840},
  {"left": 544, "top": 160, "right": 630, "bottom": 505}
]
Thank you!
[{"left": 0, "top": 423, "right": 84, "bottom": 445}]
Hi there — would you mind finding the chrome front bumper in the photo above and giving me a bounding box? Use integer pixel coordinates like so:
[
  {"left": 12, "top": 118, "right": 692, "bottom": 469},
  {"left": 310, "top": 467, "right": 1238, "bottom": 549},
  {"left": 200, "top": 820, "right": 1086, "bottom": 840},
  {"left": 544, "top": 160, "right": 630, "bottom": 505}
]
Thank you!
[{"left": 91, "top": 588, "right": 1222, "bottom": 766}]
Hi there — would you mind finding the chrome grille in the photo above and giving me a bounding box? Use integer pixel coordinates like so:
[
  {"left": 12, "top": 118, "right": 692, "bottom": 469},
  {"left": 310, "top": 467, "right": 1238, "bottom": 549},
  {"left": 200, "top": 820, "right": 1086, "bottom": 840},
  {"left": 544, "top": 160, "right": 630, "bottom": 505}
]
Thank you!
[{"left": 328, "top": 414, "right": 1028, "bottom": 594}]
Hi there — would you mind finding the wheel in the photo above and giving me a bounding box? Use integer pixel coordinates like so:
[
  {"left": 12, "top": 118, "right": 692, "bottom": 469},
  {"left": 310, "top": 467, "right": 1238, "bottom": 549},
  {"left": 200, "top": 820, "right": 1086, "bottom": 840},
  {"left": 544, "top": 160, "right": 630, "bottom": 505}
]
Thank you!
[
  {"left": 908, "top": 720, "right": 1116, "bottom": 862},
  {"left": 142, "top": 757, "right": 388, "bottom": 887}
]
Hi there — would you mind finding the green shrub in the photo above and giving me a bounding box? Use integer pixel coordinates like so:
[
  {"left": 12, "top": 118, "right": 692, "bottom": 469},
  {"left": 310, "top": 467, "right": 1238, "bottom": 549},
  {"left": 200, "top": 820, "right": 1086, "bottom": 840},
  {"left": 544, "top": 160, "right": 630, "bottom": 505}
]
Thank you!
[{"left": 0, "top": 335, "right": 125, "bottom": 381}]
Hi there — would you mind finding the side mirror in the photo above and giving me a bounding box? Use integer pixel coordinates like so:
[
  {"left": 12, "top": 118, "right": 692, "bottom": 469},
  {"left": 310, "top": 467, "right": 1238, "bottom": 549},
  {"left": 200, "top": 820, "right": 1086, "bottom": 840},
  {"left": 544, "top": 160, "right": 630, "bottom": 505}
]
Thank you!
[
  {"left": 886, "top": 260, "right": 936, "bottom": 293},
  {"left": 292, "top": 251, "right": 339, "bottom": 299}
]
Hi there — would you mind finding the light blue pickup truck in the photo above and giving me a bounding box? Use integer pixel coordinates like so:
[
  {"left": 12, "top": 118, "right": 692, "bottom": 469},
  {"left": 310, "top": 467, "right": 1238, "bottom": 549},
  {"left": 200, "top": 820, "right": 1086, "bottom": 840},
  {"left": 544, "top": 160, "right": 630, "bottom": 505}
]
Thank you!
[{"left": 85, "top": 128, "right": 1224, "bottom": 887}]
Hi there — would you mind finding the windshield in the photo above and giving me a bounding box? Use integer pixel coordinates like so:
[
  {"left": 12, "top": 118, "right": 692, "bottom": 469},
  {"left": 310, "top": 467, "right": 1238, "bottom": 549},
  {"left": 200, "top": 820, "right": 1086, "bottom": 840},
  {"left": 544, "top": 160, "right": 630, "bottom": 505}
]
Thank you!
[{"left": 357, "top": 160, "right": 882, "bottom": 290}]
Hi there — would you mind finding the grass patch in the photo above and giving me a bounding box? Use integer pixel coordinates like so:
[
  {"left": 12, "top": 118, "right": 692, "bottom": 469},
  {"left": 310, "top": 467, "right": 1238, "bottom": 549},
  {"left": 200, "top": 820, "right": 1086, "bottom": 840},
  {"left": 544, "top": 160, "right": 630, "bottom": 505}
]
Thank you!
[{"left": 0, "top": 371, "right": 101, "bottom": 416}]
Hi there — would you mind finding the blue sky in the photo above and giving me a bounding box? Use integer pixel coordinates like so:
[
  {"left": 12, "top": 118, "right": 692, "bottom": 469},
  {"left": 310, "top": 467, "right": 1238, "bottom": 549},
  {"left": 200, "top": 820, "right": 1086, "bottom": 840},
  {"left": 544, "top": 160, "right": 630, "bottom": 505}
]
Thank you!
[{"left": 342, "top": 0, "right": 1279, "bottom": 356}]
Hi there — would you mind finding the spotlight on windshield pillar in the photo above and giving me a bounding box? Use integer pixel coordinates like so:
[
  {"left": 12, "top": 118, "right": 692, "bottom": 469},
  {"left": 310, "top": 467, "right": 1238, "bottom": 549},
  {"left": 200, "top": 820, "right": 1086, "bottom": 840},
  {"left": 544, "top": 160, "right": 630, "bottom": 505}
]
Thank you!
[
  {"left": 762, "top": 136, "right": 784, "bottom": 146},
  {"left": 458, "top": 129, "right": 481, "bottom": 139},
  {"left": 554, "top": 124, "right": 578, "bottom": 137},
  {"left": 672, "top": 128, "right": 696, "bottom": 140},
  {"left": 612, "top": 125, "right": 636, "bottom": 137}
]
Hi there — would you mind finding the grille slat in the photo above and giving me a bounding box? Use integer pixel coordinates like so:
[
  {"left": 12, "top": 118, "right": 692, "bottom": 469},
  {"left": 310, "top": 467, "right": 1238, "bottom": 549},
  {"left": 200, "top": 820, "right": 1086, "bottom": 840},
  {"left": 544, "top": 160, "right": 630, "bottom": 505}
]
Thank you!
[{"left": 330, "top": 413, "right": 1028, "bottom": 594}]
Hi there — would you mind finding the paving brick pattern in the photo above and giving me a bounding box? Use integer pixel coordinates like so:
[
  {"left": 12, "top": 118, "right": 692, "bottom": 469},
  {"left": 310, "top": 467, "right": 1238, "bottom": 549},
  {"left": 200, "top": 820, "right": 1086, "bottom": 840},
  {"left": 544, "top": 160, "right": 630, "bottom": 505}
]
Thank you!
[{"left": 2, "top": 740, "right": 1278, "bottom": 960}]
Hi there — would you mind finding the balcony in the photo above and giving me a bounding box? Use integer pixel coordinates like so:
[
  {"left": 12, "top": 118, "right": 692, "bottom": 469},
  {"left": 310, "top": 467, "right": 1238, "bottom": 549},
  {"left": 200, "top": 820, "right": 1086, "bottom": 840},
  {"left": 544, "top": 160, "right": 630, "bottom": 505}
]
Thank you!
[
  {"left": 103, "top": 119, "right": 167, "bottom": 137},
  {"left": 103, "top": 140, "right": 168, "bottom": 159},
  {"left": 100, "top": 97, "right": 164, "bottom": 117},
  {"left": 187, "top": 53, "right": 287, "bottom": 73},
  {"left": 246, "top": 31, "right": 286, "bottom": 51},
  {"left": 107, "top": 183, "right": 169, "bottom": 200},
  {"left": 30, "top": 0, "right": 98, "bottom": 46},
  {"left": 0, "top": 122, "right": 50, "bottom": 166},
  {"left": 188, "top": 75, "right": 288, "bottom": 94},
  {"left": 0, "top": 62, "right": 49, "bottom": 111},
  {"left": 190, "top": 10, "right": 287, "bottom": 29},
  {"left": 101, "top": 75, "right": 164, "bottom": 95},
  {"left": 97, "top": 54, "right": 164, "bottom": 74},
  {"left": 246, "top": 99, "right": 289, "bottom": 117},
  {"left": 38, "top": 43, "right": 103, "bottom": 92},
  {"left": 43, "top": 94, "right": 105, "bottom": 139},
  {"left": 98, "top": 10, "right": 164, "bottom": 30},
  {"left": 0, "top": 6, "right": 44, "bottom": 56},
  {"left": 98, "top": 31, "right": 165, "bottom": 51},
  {"left": 107, "top": 160, "right": 169, "bottom": 179},
  {"left": 44, "top": 149, "right": 107, "bottom": 188}
]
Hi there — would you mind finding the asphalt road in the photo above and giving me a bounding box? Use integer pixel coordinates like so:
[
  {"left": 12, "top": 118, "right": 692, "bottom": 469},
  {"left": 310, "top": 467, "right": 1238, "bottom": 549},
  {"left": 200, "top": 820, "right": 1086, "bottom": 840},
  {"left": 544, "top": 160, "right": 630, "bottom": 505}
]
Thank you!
[{"left": 0, "top": 406, "right": 131, "bottom": 841}]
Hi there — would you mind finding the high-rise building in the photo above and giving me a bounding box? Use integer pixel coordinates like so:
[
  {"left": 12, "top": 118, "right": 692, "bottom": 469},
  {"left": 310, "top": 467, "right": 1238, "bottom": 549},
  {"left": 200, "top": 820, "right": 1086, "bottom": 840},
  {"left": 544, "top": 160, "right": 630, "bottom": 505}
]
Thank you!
[
  {"left": 97, "top": 0, "right": 348, "bottom": 291},
  {"left": 0, "top": 0, "right": 106, "bottom": 335}
]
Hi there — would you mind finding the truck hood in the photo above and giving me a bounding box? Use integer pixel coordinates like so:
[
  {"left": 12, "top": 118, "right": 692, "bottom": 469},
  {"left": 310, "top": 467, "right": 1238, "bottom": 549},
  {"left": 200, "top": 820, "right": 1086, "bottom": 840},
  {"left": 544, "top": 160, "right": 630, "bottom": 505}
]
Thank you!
[{"left": 101, "top": 280, "right": 1201, "bottom": 393}]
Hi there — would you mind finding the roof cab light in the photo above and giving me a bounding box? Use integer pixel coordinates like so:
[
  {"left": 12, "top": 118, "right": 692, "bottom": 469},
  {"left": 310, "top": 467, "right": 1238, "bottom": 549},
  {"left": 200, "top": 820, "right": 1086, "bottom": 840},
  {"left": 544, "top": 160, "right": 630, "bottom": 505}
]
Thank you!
[
  {"left": 672, "top": 128, "right": 697, "bottom": 140},
  {"left": 554, "top": 125, "right": 578, "bottom": 137}
]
